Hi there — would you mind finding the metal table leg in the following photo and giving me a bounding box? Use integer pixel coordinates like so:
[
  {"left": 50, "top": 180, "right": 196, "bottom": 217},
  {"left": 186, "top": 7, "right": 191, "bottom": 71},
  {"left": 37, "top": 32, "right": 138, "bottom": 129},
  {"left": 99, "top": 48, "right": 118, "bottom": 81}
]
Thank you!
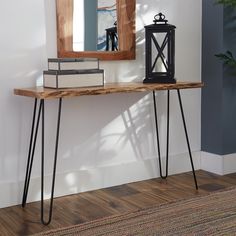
[
  {"left": 41, "top": 98, "right": 62, "bottom": 225},
  {"left": 153, "top": 90, "right": 198, "bottom": 189},
  {"left": 177, "top": 89, "right": 198, "bottom": 190},
  {"left": 22, "top": 98, "right": 62, "bottom": 225},
  {"left": 153, "top": 90, "right": 170, "bottom": 179},
  {"left": 22, "top": 99, "right": 42, "bottom": 207}
]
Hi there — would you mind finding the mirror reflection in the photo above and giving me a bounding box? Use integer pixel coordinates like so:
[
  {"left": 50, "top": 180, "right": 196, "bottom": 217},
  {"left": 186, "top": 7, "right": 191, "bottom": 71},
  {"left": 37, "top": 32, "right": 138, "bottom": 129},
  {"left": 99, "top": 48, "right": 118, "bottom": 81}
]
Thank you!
[{"left": 73, "top": 0, "right": 118, "bottom": 52}]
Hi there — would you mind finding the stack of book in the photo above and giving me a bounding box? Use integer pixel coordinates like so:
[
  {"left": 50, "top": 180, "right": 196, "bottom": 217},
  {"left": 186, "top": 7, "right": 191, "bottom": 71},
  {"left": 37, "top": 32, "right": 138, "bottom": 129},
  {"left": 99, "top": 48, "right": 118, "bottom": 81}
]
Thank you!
[{"left": 43, "top": 58, "right": 104, "bottom": 89}]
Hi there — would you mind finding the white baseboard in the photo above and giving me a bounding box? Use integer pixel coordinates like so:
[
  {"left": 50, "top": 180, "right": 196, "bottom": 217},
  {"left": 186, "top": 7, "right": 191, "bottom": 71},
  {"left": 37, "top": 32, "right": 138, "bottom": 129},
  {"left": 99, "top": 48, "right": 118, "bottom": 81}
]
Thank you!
[
  {"left": 0, "top": 151, "right": 201, "bottom": 208},
  {"left": 201, "top": 151, "right": 236, "bottom": 175},
  {"left": 4, "top": 151, "right": 236, "bottom": 209}
]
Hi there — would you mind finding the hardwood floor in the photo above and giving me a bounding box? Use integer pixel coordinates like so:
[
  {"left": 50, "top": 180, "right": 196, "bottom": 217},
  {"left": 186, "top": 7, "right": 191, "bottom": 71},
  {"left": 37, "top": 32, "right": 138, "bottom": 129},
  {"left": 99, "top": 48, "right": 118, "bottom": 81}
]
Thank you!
[{"left": 0, "top": 170, "right": 236, "bottom": 236}]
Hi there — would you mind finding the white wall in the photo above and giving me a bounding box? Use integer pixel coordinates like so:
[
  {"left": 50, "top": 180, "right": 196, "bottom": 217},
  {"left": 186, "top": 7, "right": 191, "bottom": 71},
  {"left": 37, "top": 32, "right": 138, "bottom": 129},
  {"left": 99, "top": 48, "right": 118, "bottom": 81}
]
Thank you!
[{"left": 0, "top": 0, "right": 202, "bottom": 208}]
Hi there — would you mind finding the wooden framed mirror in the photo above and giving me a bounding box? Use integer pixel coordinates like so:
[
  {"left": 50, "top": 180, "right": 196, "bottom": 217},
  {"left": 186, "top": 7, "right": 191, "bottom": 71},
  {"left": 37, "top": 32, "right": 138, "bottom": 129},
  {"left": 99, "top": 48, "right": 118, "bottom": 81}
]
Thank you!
[{"left": 56, "top": 0, "right": 136, "bottom": 60}]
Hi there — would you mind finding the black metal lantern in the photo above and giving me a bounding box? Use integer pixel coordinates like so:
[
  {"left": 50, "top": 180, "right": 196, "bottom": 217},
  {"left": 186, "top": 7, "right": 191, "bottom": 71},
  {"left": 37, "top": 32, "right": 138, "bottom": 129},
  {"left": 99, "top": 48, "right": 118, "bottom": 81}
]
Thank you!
[{"left": 143, "top": 13, "right": 176, "bottom": 84}]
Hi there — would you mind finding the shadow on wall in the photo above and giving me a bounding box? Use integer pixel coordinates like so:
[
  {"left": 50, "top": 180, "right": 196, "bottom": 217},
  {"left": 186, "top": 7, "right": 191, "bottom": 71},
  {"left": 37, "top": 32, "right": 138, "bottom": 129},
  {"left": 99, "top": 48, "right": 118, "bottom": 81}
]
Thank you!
[
  {"left": 43, "top": 93, "right": 155, "bottom": 171},
  {"left": 38, "top": 92, "right": 172, "bottom": 195}
]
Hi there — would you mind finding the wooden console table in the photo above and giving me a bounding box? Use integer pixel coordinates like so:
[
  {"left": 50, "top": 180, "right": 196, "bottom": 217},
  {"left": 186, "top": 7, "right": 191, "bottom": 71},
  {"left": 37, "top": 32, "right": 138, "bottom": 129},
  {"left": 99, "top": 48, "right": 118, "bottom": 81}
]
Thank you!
[{"left": 14, "top": 82, "right": 203, "bottom": 225}]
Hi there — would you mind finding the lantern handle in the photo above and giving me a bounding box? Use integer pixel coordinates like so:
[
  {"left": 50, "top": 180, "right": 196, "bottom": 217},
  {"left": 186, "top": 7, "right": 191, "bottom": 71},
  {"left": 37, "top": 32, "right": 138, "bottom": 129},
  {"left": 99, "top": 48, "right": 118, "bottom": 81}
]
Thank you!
[{"left": 153, "top": 13, "right": 168, "bottom": 24}]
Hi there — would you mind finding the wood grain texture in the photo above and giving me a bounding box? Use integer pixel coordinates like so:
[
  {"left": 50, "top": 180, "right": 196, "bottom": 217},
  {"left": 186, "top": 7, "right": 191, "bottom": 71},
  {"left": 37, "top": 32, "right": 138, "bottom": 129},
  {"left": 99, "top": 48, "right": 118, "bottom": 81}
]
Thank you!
[
  {"left": 0, "top": 170, "right": 235, "bottom": 235},
  {"left": 56, "top": 0, "right": 136, "bottom": 60},
  {"left": 117, "top": 0, "right": 135, "bottom": 55},
  {"left": 58, "top": 50, "right": 135, "bottom": 61},
  {"left": 14, "top": 82, "right": 203, "bottom": 99},
  {"left": 56, "top": 0, "right": 73, "bottom": 53}
]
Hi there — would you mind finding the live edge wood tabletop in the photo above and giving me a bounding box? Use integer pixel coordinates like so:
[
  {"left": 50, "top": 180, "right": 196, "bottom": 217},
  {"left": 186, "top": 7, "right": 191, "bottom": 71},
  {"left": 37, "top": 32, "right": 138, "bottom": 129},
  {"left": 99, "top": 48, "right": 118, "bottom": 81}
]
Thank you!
[{"left": 14, "top": 82, "right": 203, "bottom": 99}]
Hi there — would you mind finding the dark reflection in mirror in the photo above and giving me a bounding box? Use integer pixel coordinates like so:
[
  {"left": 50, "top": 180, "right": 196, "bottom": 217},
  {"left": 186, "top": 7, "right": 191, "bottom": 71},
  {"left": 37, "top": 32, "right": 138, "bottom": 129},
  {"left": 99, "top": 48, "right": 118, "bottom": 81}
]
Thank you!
[
  {"left": 105, "top": 21, "right": 118, "bottom": 51},
  {"left": 73, "top": 0, "right": 118, "bottom": 52}
]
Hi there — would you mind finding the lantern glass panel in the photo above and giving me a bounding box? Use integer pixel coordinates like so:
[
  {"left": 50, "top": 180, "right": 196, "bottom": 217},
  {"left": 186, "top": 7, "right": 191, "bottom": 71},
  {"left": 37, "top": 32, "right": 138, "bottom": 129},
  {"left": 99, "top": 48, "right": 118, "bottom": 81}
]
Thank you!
[{"left": 151, "top": 32, "right": 168, "bottom": 73}]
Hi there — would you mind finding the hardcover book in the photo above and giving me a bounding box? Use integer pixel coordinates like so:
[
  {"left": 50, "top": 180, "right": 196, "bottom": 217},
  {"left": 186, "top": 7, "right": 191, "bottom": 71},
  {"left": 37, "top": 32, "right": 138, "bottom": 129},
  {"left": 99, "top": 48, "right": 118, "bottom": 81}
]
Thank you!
[
  {"left": 43, "top": 69, "right": 104, "bottom": 89},
  {"left": 48, "top": 58, "right": 99, "bottom": 71}
]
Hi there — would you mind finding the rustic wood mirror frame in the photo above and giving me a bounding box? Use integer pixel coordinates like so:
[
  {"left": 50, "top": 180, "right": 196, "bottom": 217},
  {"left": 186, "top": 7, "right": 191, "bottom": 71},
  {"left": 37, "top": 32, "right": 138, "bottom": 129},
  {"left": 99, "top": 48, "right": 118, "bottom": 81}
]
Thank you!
[{"left": 56, "top": 0, "right": 136, "bottom": 60}]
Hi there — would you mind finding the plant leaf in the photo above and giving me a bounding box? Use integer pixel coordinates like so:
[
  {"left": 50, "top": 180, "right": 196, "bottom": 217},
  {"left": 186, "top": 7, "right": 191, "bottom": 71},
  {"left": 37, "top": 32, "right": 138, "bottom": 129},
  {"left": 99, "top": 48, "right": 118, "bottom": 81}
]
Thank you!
[
  {"left": 216, "top": 0, "right": 236, "bottom": 7},
  {"left": 215, "top": 51, "right": 236, "bottom": 67}
]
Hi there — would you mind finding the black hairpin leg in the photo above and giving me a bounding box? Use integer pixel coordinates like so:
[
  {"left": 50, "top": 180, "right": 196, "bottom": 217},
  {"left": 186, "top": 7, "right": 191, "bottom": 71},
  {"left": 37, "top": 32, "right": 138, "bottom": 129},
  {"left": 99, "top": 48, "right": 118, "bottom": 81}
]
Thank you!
[
  {"left": 153, "top": 90, "right": 170, "bottom": 179},
  {"left": 41, "top": 98, "right": 62, "bottom": 225},
  {"left": 177, "top": 89, "right": 198, "bottom": 190},
  {"left": 153, "top": 90, "right": 198, "bottom": 190},
  {"left": 22, "top": 99, "right": 42, "bottom": 207}
]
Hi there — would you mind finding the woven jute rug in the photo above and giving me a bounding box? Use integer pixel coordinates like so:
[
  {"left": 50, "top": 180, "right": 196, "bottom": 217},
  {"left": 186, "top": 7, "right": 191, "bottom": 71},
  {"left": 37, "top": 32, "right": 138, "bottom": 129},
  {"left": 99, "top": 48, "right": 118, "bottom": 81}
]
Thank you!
[{"left": 34, "top": 188, "right": 236, "bottom": 236}]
